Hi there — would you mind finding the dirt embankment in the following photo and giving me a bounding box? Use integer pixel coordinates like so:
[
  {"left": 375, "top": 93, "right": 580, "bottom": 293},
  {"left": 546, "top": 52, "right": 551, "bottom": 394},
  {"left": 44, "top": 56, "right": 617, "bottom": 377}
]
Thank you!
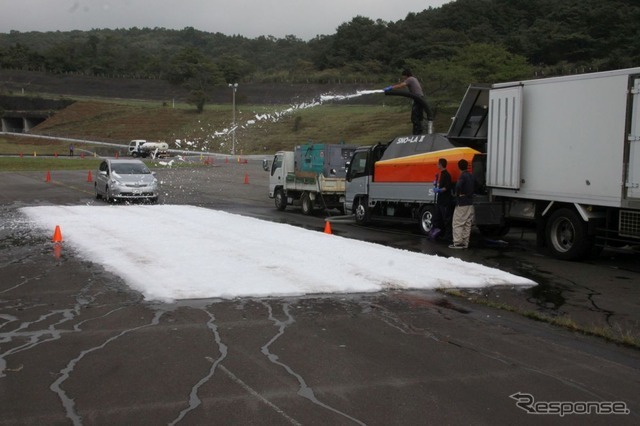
[{"left": 0, "top": 70, "right": 378, "bottom": 105}]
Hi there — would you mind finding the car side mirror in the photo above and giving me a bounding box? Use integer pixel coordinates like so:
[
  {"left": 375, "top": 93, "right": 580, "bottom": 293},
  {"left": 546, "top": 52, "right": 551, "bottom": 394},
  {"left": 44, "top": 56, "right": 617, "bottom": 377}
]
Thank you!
[{"left": 262, "top": 158, "right": 270, "bottom": 171}]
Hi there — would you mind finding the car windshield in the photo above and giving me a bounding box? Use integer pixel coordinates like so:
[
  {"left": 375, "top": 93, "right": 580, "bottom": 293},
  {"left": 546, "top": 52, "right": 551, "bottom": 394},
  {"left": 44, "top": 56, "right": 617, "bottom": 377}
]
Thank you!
[{"left": 111, "top": 163, "right": 150, "bottom": 175}]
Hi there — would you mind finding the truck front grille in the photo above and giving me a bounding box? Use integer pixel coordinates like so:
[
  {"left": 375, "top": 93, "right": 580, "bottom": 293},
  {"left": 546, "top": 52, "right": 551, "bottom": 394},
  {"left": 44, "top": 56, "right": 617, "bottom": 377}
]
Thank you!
[{"left": 619, "top": 210, "right": 640, "bottom": 238}]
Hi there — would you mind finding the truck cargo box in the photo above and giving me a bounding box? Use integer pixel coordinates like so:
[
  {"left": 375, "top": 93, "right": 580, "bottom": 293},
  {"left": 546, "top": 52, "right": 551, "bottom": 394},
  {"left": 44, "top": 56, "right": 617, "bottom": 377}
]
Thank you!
[
  {"left": 284, "top": 173, "right": 346, "bottom": 193},
  {"left": 294, "top": 143, "right": 356, "bottom": 178},
  {"left": 487, "top": 68, "right": 640, "bottom": 208}
]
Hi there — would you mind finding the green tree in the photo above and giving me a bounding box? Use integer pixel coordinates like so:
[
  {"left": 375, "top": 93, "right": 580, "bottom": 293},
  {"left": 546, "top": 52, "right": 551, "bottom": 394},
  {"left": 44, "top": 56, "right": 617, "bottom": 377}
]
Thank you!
[
  {"left": 0, "top": 43, "right": 43, "bottom": 70},
  {"left": 167, "top": 47, "right": 225, "bottom": 112},
  {"left": 322, "top": 16, "right": 392, "bottom": 69},
  {"left": 217, "top": 54, "right": 254, "bottom": 83},
  {"left": 452, "top": 43, "right": 532, "bottom": 83}
]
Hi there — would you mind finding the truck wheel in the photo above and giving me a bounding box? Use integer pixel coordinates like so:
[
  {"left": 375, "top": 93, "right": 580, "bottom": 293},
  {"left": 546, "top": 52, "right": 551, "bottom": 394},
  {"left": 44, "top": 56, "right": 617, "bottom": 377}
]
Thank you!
[
  {"left": 418, "top": 206, "right": 435, "bottom": 235},
  {"left": 301, "top": 193, "right": 314, "bottom": 215},
  {"left": 545, "top": 208, "right": 593, "bottom": 260},
  {"left": 274, "top": 189, "right": 287, "bottom": 211},
  {"left": 354, "top": 197, "right": 370, "bottom": 225},
  {"left": 131, "top": 152, "right": 138, "bottom": 158}
]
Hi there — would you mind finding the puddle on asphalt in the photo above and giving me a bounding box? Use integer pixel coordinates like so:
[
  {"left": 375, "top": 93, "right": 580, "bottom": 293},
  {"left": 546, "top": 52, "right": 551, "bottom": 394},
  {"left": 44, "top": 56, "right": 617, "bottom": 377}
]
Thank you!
[{"left": 482, "top": 251, "right": 567, "bottom": 310}]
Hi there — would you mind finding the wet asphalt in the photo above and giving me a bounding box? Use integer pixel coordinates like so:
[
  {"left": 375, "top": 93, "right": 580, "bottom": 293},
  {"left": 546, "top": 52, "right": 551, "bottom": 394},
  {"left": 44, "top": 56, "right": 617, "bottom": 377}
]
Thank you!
[{"left": 1, "top": 161, "right": 639, "bottom": 425}]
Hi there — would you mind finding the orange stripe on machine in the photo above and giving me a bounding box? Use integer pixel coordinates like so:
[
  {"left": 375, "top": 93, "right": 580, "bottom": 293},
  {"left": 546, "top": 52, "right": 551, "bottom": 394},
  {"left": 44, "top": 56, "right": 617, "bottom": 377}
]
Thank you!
[{"left": 374, "top": 147, "right": 480, "bottom": 182}]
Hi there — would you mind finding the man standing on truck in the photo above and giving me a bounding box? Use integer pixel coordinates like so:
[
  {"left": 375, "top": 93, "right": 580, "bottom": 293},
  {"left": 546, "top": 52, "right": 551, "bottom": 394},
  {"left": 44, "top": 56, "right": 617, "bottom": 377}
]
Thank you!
[
  {"left": 450, "top": 159, "right": 475, "bottom": 249},
  {"left": 431, "top": 158, "right": 453, "bottom": 242},
  {"left": 384, "top": 69, "right": 425, "bottom": 135}
]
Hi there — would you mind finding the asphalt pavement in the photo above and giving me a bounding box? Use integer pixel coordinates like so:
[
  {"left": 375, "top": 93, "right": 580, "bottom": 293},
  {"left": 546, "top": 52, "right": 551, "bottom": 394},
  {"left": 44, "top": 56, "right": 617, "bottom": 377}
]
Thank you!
[{"left": 1, "top": 162, "right": 639, "bottom": 425}]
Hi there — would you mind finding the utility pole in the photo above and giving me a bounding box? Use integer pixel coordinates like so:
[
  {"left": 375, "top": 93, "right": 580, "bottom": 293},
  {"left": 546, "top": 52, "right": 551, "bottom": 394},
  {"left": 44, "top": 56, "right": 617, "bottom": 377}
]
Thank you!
[{"left": 229, "top": 83, "right": 238, "bottom": 156}]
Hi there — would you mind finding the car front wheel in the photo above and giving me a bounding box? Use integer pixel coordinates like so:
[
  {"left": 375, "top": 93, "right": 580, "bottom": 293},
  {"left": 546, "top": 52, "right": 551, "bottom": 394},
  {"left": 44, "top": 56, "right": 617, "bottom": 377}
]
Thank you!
[{"left": 95, "top": 183, "right": 102, "bottom": 200}]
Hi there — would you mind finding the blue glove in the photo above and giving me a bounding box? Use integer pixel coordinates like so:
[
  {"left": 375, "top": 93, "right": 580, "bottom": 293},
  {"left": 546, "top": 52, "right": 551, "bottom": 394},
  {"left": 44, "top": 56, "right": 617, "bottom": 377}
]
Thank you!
[
  {"left": 433, "top": 188, "right": 442, "bottom": 194},
  {"left": 383, "top": 86, "right": 393, "bottom": 92}
]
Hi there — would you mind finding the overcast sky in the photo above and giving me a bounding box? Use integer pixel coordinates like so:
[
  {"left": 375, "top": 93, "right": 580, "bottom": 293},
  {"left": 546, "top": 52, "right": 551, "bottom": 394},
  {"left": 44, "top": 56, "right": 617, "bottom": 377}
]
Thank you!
[{"left": 3, "top": 0, "right": 450, "bottom": 40}]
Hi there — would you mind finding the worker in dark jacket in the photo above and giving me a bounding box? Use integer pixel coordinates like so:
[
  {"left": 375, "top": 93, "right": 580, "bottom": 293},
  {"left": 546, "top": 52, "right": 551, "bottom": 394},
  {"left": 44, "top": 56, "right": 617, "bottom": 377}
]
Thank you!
[
  {"left": 430, "top": 158, "right": 453, "bottom": 241},
  {"left": 384, "top": 69, "right": 425, "bottom": 135},
  {"left": 450, "top": 159, "right": 475, "bottom": 249}
]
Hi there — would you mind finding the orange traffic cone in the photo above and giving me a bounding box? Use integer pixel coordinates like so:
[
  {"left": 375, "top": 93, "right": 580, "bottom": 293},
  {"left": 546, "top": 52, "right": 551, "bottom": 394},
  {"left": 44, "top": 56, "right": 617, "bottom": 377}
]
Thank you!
[
  {"left": 45, "top": 171, "right": 51, "bottom": 182},
  {"left": 52, "top": 225, "right": 63, "bottom": 243},
  {"left": 324, "top": 221, "right": 333, "bottom": 234},
  {"left": 115, "top": 151, "right": 119, "bottom": 159},
  {"left": 87, "top": 170, "right": 93, "bottom": 182},
  {"left": 244, "top": 173, "right": 249, "bottom": 184}
]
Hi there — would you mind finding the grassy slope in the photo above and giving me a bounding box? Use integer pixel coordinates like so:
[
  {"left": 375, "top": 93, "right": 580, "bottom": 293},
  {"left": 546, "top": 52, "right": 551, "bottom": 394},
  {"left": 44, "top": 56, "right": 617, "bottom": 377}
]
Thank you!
[
  {"left": 1, "top": 97, "right": 455, "bottom": 157},
  {"left": 0, "top": 157, "right": 102, "bottom": 171}
]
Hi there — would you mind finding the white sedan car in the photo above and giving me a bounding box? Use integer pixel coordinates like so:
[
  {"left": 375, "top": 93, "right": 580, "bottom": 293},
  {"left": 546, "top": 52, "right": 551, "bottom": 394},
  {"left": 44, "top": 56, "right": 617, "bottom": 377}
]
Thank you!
[{"left": 95, "top": 159, "right": 159, "bottom": 203}]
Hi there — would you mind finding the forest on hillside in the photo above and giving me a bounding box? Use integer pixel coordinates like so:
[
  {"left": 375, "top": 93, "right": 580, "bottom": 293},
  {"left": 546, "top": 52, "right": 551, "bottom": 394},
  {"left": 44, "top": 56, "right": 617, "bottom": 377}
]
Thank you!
[{"left": 1, "top": 0, "right": 639, "bottom": 111}]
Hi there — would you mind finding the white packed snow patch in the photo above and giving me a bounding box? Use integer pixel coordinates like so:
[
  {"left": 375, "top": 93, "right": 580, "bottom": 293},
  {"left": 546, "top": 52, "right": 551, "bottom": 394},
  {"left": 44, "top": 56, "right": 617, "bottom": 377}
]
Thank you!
[{"left": 21, "top": 205, "right": 535, "bottom": 302}]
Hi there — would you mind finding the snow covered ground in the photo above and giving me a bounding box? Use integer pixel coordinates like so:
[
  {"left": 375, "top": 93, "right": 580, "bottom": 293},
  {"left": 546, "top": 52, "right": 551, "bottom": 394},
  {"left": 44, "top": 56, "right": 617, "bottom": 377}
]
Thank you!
[{"left": 21, "top": 205, "right": 535, "bottom": 302}]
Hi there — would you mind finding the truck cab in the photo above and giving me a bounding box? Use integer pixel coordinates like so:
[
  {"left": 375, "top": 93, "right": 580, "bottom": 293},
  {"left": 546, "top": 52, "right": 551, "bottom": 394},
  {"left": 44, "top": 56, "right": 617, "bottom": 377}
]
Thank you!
[
  {"left": 128, "top": 140, "right": 147, "bottom": 157},
  {"left": 344, "top": 143, "right": 387, "bottom": 222},
  {"left": 268, "top": 151, "right": 293, "bottom": 208}
]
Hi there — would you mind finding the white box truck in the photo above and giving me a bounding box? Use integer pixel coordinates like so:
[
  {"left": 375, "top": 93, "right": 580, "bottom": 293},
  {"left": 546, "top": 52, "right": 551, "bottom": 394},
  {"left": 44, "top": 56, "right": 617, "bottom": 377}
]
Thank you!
[{"left": 447, "top": 67, "right": 640, "bottom": 259}]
